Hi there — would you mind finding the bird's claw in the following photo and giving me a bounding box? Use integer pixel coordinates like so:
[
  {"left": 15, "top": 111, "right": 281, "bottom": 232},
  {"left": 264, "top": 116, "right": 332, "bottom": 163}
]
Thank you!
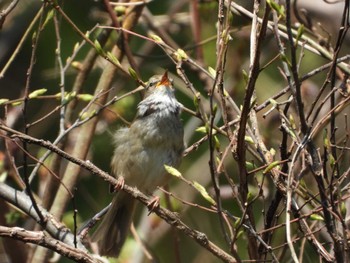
[
  {"left": 147, "top": 196, "right": 160, "bottom": 215},
  {"left": 113, "top": 177, "right": 125, "bottom": 192}
]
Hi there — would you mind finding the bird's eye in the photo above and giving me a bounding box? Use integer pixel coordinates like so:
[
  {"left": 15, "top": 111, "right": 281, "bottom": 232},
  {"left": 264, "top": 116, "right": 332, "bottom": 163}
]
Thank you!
[
  {"left": 147, "top": 76, "right": 162, "bottom": 88},
  {"left": 151, "top": 80, "right": 158, "bottom": 86}
]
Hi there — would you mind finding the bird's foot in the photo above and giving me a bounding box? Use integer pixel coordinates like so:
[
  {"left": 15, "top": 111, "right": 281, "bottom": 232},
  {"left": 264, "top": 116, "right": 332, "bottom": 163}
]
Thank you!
[
  {"left": 113, "top": 176, "right": 125, "bottom": 192},
  {"left": 147, "top": 196, "right": 160, "bottom": 215}
]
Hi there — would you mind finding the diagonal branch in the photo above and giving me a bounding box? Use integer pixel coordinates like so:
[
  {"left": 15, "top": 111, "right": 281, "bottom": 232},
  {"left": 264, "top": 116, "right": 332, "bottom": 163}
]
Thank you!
[
  {"left": 0, "top": 182, "right": 85, "bottom": 251},
  {"left": 0, "top": 226, "right": 96, "bottom": 263}
]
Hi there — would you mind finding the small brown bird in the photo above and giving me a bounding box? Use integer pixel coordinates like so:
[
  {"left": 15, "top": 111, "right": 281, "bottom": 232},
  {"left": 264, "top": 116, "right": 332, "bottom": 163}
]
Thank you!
[{"left": 92, "top": 71, "right": 184, "bottom": 257}]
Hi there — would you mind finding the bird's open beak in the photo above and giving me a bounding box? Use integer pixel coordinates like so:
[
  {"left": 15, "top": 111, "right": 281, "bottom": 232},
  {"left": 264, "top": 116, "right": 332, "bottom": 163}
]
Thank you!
[{"left": 157, "top": 71, "right": 171, "bottom": 87}]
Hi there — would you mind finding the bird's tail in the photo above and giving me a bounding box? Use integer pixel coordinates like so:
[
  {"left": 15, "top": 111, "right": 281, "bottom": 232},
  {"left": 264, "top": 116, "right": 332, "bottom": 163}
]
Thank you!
[{"left": 92, "top": 192, "right": 136, "bottom": 257}]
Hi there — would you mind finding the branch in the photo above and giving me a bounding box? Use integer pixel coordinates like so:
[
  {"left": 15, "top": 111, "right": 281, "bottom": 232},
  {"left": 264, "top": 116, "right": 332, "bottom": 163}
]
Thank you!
[
  {"left": 0, "top": 0, "right": 19, "bottom": 29},
  {"left": 235, "top": 2, "right": 270, "bottom": 258},
  {"left": 0, "top": 182, "right": 85, "bottom": 251},
  {"left": 0, "top": 226, "right": 98, "bottom": 263}
]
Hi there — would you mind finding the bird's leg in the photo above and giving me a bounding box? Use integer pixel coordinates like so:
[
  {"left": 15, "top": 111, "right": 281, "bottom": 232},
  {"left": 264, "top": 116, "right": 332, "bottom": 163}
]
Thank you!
[
  {"left": 115, "top": 176, "right": 125, "bottom": 190},
  {"left": 110, "top": 176, "right": 125, "bottom": 193},
  {"left": 147, "top": 196, "right": 160, "bottom": 215}
]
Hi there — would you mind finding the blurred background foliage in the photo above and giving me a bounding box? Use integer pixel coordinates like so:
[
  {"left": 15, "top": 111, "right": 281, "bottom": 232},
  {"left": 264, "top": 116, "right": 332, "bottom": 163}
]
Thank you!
[{"left": 1, "top": 0, "right": 350, "bottom": 262}]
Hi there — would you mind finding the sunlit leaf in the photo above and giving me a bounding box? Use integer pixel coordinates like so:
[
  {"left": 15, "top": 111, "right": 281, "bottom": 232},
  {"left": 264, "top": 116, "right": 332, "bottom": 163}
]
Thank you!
[
  {"left": 164, "top": 164, "right": 182, "bottom": 178},
  {"left": 310, "top": 214, "right": 324, "bottom": 221},
  {"left": 193, "top": 181, "right": 216, "bottom": 205},
  {"left": 263, "top": 161, "right": 280, "bottom": 174},
  {"left": 0, "top": 99, "right": 9, "bottom": 105},
  {"left": 28, "top": 89, "right": 47, "bottom": 99},
  {"left": 77, "top": 94, "right": 94, "bottom": 102},
  {"left": 208, "top": 67, "right": 216, "bottom": 78}
]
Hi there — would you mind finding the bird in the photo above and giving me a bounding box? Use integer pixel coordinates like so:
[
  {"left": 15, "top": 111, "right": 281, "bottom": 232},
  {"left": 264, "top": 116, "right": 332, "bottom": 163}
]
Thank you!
[{"left": 92, "top": 71, "right": 184, "bottom": 257}]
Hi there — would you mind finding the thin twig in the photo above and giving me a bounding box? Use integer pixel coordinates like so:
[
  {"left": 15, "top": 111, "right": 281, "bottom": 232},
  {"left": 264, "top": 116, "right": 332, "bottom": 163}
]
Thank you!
[
  {"left": 0, "top": 0, "right": 20, "bottom": 28},
  {"left": 21, "top": 5, "right": 46, "bottom": 224}
]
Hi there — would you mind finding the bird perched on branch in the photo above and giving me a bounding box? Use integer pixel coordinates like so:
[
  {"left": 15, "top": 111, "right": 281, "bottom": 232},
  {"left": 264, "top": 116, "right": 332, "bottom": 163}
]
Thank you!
[{"left": 92, "top": 71, "right": 184, "bottom": 257}]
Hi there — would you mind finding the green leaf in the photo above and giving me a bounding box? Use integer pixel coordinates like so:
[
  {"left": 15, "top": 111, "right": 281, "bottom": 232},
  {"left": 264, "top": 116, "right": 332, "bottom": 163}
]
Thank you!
[
  {"left": 32, "top": 31, "right": 37, "bottom": 43},
  {"left": 280, "top": 53, "right": 291, "bottom": 66},
  {"left": 63, "top": 91, "right": 77, "bottom": 104},
  {"left": 212, "top": 104, "right": 217, "bottom": 115},
  {"left": 77, "top": 94, "right": 94, "bottom": 102},
  {"left": 175, "top": 48, "right": 188, "bottom": 61},
  {"left": 282, "top": 121, "right": 297, "bottom": 140},
  {"left": 164, "top": 164, "right": 182, "bottom": 178},
  {"left": 267, "top": 0, "right": 285, "bottom": 18},
  {"left": 208, "top": 67, "right": 216, "bottom": 78},
  {"left": 71, "top": 61, "right": 82, "bottom": 70},
  {"left": 323, "top": 130, "right": 330, "bottom": 148},
  {"left": 216, "top": 156, "right": 221, "bottom": 166},
  {"left": 310, "top": 214, "right": 324, "bottom": 221},
  {"left": 28, "top": 89, "right": 47, "bottom": 99},
  {"left": 193, "top": 181, "right": 216, "bottom": 205},
  {"left": 223, "top": 89, "right": 229, "bottom": 97},
  {"left": 11, "top": 101, "right": 22, "bottom": 106},
  {"left": 234, "top": 218, "right": 241, "bottom": 227},
  {"left": 236, "top": 230, "right": 244, "bottom": 238},
  {"left": 222, "top": 29, "right": 232, "bottom": 44},
  {"left": 244, "top": 136, "right": 254, "bottom": 144},
  {"left": 269, "top": 98, "right": 278, "bottom": 107},
  {"left": 263, "top": 161, "right": 280, "bottom": 174},
  {"left": 55, "top": 92, "right": 65, "bottom": 98},
  {"left": 193, "top": 93, "right": 199, "bottom": 110},
  {"left": 242, "top": 69, "right": 248, "bottom": 84},
  {"left": 195, "top": 126, "right": 207, "bottom": 134},
  {"left": 73, "top": 42, "right": 80, "bottom": 53},
  {"left": 0, "top": 99, "right": 9, "bottom": 105},
  {"left": 328, "top": 154, "right": 335, "bottom": 168},
  {"left": 0, "top": 171, "right": 7, "bottom": 182},
  {"left": 79, "top": 110, "right": 96, "bottom": 121},
  {"left": 94, "top": 40, "right": 105, "bottom": 55},
  {"left": 295, "top": 24, "right": 304, "bottom": 45},
  {"left": 43, "top": 9, "right": 54, "bottom": 29},
  {"left": 107, "top": 52, "right": 121, "bottom": 67},
  {"left": 128, "top": 67, "right": 138, "bottom": 80},
  {"left": 289, "top": 114, "right": 296, "bottom": 129},
  {"left": 245, "top": 161, "right": 255, "bottom": 171},
  {"left": 149, "top": 34, "right": 164, "bottom": 43},
  {"left": 247, "top": 191, "right": 253, "bottom": 203},
  {"left": 214, "top": 135, "right": 220, "bottom": 150},
  {"left": 114, "top": 6, "right": 126, "bottom": 15},
  {"left": 341, "top": 202, "right": 346, "bottom": 217}
]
